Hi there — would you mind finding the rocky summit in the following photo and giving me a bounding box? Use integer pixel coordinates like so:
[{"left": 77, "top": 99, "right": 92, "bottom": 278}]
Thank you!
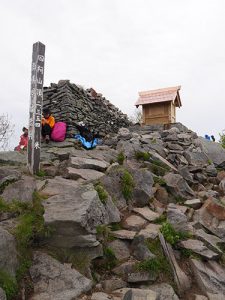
[{"left": 1, "top": 123, "right": 225, "bottom": 300}]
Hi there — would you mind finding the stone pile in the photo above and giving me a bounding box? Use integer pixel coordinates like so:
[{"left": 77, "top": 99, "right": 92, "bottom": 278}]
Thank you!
[
  {"left": 1, "top": 123, "right": 225, "bottom": 299},
  {"left": 43, "top": 80, "right": 130, "bottom": 137}
]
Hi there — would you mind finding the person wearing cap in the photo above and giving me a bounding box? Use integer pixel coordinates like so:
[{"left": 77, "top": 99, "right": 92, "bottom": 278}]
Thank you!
[
  {"left": 41, "top": 108, "right": 55, "bottom": 143},
  {"left": 15, "top": 127, "right": 28, "bottom": 151}
]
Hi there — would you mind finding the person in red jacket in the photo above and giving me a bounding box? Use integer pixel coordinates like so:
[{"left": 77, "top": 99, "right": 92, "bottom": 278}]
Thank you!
[
  {"left": 41, "top": 108, "right": 55, "bottom": 143},
  {"left": 15, "top": 127, "right": 28, "bottom": 151}
]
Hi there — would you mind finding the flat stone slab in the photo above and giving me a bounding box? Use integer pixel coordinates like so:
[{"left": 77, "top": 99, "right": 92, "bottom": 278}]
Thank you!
[
  {"left": 127, "top": 271, "right": 157, "bottom": 283},
  {"left": 179, "top": 239, "right": 219, "bottom": 259},
  {"left": 43, "top": 183, "right": 109, "bottom": 248},
  {"left": 190, "top": 258, "right": 225, "bottom": 295},
  {"left": 0, "top": 151, "right": 26, "bottom": 165},
  {"left": 30, "top": 251, "right": 92, "bottom": 300},
  {"left": 123, "top": 215, "right": 148, "bottom": 231},
  {"left": 149, "top": 283, "right": 179, "bottom": 300},
  {"left": 112, "top": 261, "right": 137, "bottom": 276},
  {"left": 132, "top": 207, "right": 160, "bottom": 222},
  {"left": 113, "top": 288, "right": 157, "bottom": 300},
  {"left": 66, "top": 167, "right": 105, "bottom": 181},
  {"left": 1, "top": 175, "right": 36, "bottom": 203},
  {"left": 138, "top": 224, "right": 161, "bottom": 239},
  {"left": 70, "top": 156, "right": 109, "bottom": 172},
  {"left": 40, "top": 176, "right": 83, "bottom": 196},
  {"left": 112, "top": 230, "right": 136, "bottom": 240},
  {"left": 108, "top": 240, "right": 130, "bottom": 261},
  {"left": 184, "top": 199, "right": 202, "bottom": 209},
  {"left": 91, "top": 292, "right": 113, "bottom": 300},
  {"left": 194, "top": 229, "right": 224, "bottom": 255}
]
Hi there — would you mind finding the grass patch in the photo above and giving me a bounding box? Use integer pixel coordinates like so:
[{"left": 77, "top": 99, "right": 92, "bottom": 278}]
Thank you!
[
  {"left": 153, "top": 176, "right": 166, "bottom": 186},
  {"left": 36, "top": 169, "right": 46, "bottom": 177},
  {"left": 174, "top": 195, "right": 185, "bottom": 204},
  {"left": 136, "top": 238, "right": 171, "bottom": 277},
  {"left": 154, "top": 214, "right": 167, "bottom": 224},
  {"left": 160, "top": 222, "right": 190, "bottom": 246},
  {"left": 0, "top": 269, "right": 18, "bottom": 300},
  {"left": 121, "top": 170, "right": 134, "bottom": 201},
  {"left": 103, "top": 247, "right": 117, "bottom": 270},
  {"left": 117, "top": 151, "right": 125, "bottom": 165},
  {"left": 94, "top": 184, "right": 108, "bottom": 204},
  {"left": 135, "top": 151, "right": 151, "bottom": 161}
]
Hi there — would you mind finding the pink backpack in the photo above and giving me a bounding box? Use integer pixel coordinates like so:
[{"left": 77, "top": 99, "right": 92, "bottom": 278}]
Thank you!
[{"left": 51, "top": 122, "right": 67, "bottom": 142}]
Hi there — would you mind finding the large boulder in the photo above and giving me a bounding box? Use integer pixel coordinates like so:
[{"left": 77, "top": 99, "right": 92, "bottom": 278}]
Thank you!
[
  {"left": 30, "top": 251, "right": 92, "bottom": 300},
  {"left": 1, "top": 175, "right": 36, "bottom": 203},
  {"left": 43, "top": 183, "right": 109, "bottom": 248},
  {"left": 0, "top": 227, "right": 18, "bottom": 276},
  {"left": 197, "top": 138, "right": 225, "bottom": 168},
  {"left": 163, "top": 173, "right": 195, "bottom": 200},
  {"left": 190, "top": 259, "right": 225, "bottom": 295},
  {"left": 0, "top": 151, "right": 26, "bottom": 165}
]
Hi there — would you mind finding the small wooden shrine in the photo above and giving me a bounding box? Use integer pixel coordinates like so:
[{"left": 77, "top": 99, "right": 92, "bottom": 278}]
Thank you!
[{"left": 135, "top": 86, "right": 182, "bottom": 125}]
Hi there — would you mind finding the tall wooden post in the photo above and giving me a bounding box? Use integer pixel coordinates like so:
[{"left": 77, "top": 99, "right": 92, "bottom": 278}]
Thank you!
[{"left": 28, "top": 42, "right": 45, "bottom": 174}]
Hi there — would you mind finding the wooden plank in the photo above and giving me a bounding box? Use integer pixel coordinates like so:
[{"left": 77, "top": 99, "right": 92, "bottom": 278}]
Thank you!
[{"left": 27, "top": 42, "right": 45, "bottom": 175}]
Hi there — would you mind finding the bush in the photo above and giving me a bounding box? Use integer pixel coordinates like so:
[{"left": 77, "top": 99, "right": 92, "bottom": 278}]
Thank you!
[
  {"left": 117, "top": 151, "right": 125, "bottom": 165},
  {"left": 94, "top": 184, "right": 108, "bottom": 204},
  {"left": 160, "top": 222, "right": 190, "bottom": 245},
  {"left": 121, "top": 170, "right": 134, "bottom": 201}
]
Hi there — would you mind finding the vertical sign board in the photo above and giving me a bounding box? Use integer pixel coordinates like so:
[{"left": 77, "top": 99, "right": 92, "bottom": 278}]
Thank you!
[{"left": 28, "top": 42, "right": 45, "bottom": 174}]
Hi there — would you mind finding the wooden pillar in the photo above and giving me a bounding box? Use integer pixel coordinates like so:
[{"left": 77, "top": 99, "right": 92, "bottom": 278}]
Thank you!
[{"left": 27, "top": 42, "right": 45, "bottom": 174}]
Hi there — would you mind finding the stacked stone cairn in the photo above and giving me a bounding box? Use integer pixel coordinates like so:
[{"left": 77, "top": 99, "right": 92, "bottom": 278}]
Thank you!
[
  {"left": 1, "top": 122, "right": 225, "bottom": 299},
  {"left": 43, "top": 80, "right": 131, "bottom": 137}
]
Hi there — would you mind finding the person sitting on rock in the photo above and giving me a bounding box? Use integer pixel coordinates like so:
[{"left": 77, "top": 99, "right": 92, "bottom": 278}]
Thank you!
[
  {"left": 41, "top": 108, "right": 55, "bottom": 143},
  {"left": 15, "top": 127, "right": 28, "bottom": 151}
]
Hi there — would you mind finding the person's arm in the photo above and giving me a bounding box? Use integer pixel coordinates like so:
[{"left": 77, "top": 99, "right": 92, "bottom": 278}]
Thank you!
[{"left": 49, "top": 116, "right": 55, "bottom": 128}]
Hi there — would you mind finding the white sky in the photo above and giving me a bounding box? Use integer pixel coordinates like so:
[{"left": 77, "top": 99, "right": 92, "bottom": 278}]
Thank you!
[{"left": 0, "top": 0, "right": 225, "bottom": 148}]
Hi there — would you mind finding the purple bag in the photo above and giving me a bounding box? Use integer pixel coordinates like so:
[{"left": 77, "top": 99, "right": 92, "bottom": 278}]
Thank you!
[{"left": 51, "top": 122, "right": 66, "bottom": 142}]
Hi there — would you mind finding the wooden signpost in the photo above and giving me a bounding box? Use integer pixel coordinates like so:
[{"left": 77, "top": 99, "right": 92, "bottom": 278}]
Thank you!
[{"left": 28, "top": 42, "right": 45, "bottom": 174}]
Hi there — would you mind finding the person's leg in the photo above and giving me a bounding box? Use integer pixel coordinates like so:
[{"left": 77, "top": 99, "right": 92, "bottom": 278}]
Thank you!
[{"left": 42, "top": 124, "right": 52, "bottom": 143}]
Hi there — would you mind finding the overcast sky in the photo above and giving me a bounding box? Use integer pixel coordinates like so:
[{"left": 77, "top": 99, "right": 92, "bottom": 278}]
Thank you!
[{"left": 1, "top": 0, "right": 225, "bottom": 148}]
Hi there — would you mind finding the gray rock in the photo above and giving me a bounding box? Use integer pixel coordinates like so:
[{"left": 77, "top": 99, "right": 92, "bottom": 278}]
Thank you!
[
  {"left": 179, "top": 239, "right": 219, "bottom": 259},
  {"left": 198, "top": 138, "right": 225, "bottom": 168},
  {"left": 205, "top": 164, "right": 217, "bottom": 177},
  {"left": 0, "top": 167, "right": 21, "bottom": 192},
  {"left": 149, "top": 283, "right": 179, "bottom": 300},
  {"left": 194, "top": 229, "right": 224, "bottom": 255},
  {"left": 184, "top": 151, "right": 209, "bottom": 167},
  {"left": 131, "top": 235, "right": 155, "bottom": 261},
  {"left": 2, "top": 175, "right": 36, "bottom": 203},
  {"left": 0, "top": 227, "right": 18, "bottom": 276},
  {"left": 123, "top": 288, "right": 157, "bottom": 300},
  {"left": 108, "top": 240, "right": 130, "bottom": 261},
  {"left": 127, "top": 272, "right": 157, "bottom": 283},
  {"left": 138, "top": 224, "right": 161, "bottom": 239},
  {"left": 118, "top": 128, "right": 132, "bottom": 140},
  {"left": 0, "top": 151, "right": 26, "bottom": 165},
  {"left": 112, "top": 230, "right": 136, "bottom": 240},
  {"left": 164, "top": 173, "right": 195, "bottom": 199},
  {"left": 30, "top": 251, "right": 92, "bottom": 300},
  {"left": 91, "top": 292, "right": 112, "bottom": 300},
  {"left": 167, "top": 204, "right": 190, "bottom": 233},
  {"left": 43, "top": 184, "right": 109, "bottom": 248},
  {"left": 132, "top": 168, "right": 154, "bottom": 207},
  {"left": 190, "top": 258, "right": 225, "bottom": 295},
  {"left": 132, "top": 207, "right": 160, "bottom": 222},
  {"left": 184, "top": 199, "right": 202, "bottom": 209},
  {"left": 104, "top": 196, "right": 121, "bottom": 223},
  {"left": 0, "top": 288, "right": 6, "bottom": 300},
  {"left": 102, "top": 278, "right": 127, "bottom": 292},
  {"left": 66, "top": 167, "right": 105, "bottom": 181},
  {"left": 112, "top": 261, "right": 137, "bottom": 276},
  {"left": 123, "top": 215, "right": 148, "bottom": 231},
  {"left": 70, "top": 156, "right": 109, "bottom": 172}
]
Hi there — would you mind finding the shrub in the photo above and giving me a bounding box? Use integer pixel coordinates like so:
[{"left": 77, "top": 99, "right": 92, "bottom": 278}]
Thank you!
[
  {"left": 121, "top": 170, "right": 134, "bottom": 201},
  {"left": 117, "top": 151, "right": 125, "bottom": 165},
  {"left": 219, "top": 130, "right": 225, "bottom": 149},
  {"left": 103, "top": 247, "right": 117, "bottom": 270},
  {"left": 160, "top": 222, "right": 190, "bottom": 245}
]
